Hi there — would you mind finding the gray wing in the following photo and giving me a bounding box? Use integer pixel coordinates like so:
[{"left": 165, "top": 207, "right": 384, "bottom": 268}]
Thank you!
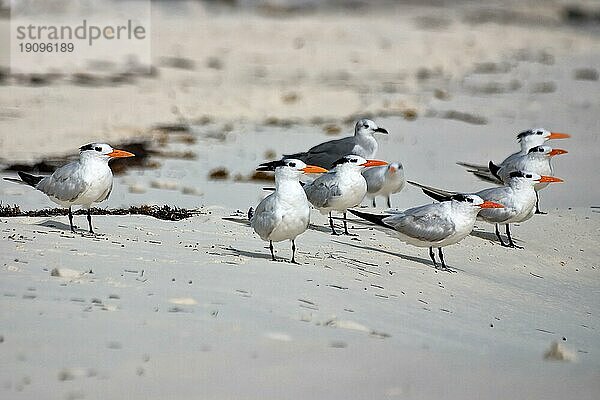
[
  {"left": 475, "top": 186, "right": 514, "bottom": 222},
  {"left": 36, "top": 161, "right": 89, "bottom": 202},
  {"left": 304, "top": 172, "right": 342, "bottom": 208},
  {"left": 500, "top": 150, "right": 522, "bottom": 166},
  {"left": 457, "top": 161, "right": 504, "bottom": 185},
  {"left": 250, "top": 193, "right": 280, "bottom": 240},
  {"left": 285, "top": 136, "right": 356, "bottom": 169},
  {"left": 362, "top": 167, "right": 385, "bottom": 194},
  {"left": 383, "top": 203, "right": 455, "bottom": 241}
]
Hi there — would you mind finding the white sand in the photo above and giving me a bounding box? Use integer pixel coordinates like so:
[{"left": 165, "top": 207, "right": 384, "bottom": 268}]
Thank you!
[{"left": 0, "top": 207, "right": 598, "bottom": 399}]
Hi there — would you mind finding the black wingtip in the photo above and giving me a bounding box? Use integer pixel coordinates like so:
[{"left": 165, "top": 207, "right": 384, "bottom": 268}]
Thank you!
[
  {"left": 248, "top": 207, "right": 254, "bottom": 220},
  {"left": 421, "top": 188, "right": 450, "bottom": 202},
  {"left": 488, "top": 161, "right": 501, "bottom": 180},
  {"left": 347, "top": 209, "right": 392, "bottom": 229},
  {"left": 17, "top": 171, "right": 43, "bottom": 187}
]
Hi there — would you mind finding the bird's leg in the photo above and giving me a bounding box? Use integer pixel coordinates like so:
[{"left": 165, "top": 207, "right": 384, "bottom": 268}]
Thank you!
[
  {"left": 343, "top": 211, "right": 358, "bottom": 236},
  {"left": 87, "top": 208, "right": 94, "bottom": 234},
  {"left": 68, "top": 206, "right": 76, "bottom": 233},
  {"left": 429, "top": 247, "right": 438, "bottom": 269},
  {"left": 372, "top": 197, "right": 376, "bottom": 208},
  {"left": 329, "top": 212, "right": 339, "bottom": 236},
  {"left": 534, "top": 191, "right": 547, "bottom": 215},
  {"left": 438, "top": 247, "right": 455, "bottom": 272},
  {"left": 387, "top": 196, "right": 392, "bottom": 209},
  {"left": 269, "top": 240, "right": 276, "bottom": 261},
  {"left": 505, "top": 225, "right": 523, "bottom": 249},
  {"left": 290, "top": 240, "right": 300, "bottom": 265},
  {"left": 495, "top": 224, "right": 508, "bottom": 247}
]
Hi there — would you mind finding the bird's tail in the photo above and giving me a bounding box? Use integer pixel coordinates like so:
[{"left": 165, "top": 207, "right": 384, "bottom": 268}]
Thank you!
[
  {"left": 347, "top": 209, "right": 393, "bottom": 229},
  {"left": 456, "top": 161, "right": 503, "bottom": 184},
  {"left": 407, "top": 180, "right": 455, "bottom": 202},
  {"left": 248, "top": 207, "right": 254, "bottom": 220},
  {"left": 3, "top": 171, "right": 44, "bottom": 187}
]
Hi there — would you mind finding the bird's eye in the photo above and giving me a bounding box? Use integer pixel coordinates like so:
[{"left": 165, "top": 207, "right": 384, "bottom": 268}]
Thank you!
[
  {"left": 526, "top": 174, "right": 532, "bottom": 178},
  {"left": 536, "top": 131, "right": 542, "bottom": 135},
  {"left": 95, "top": 147, "right": 102, "bottom": 152},
  {"left": 289, "top": 162, "right": 296, "bottom": 167},
  {"left": 363, "top": 124, "right": 369, "bottom": 128},
  {"left": 467, "top": 198, "right": 474, "bottom": 203},
  {"left": 351, "top": 159, "right": 357, "bottom": 163}
]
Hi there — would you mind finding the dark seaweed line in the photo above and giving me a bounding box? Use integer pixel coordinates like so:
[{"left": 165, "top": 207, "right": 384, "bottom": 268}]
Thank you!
[{"left": 0, "top": 204, "right": 204, "bottom": 221}]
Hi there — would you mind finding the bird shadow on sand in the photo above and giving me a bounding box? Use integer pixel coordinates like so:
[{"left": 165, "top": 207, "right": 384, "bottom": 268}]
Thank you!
[
  {"left": 470, "top": 228, "right": 523, "bottom": 246},
  {"left": 37, "top": 220, "right": 74, "bottom": 232},
  {"left": 333, "top": 240, "right": 463, "bottom": 273},
  {"left": 222, "top": 216, "right": 339, "bottom": 235}
]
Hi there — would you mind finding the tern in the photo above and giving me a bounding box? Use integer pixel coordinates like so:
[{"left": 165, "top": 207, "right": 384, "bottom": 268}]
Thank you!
[
  {"left": 248, "top": 159, "right": 327, "bottom": 263},
  {"left": 458, "top": 128, "right": 570, "bottom": 182},
  {"left": 304, "top": 155, "right": 388, "bottom": 235},
  {"left": 348, "top": 195, "right": 503, "bottom": 271},
  {"left": 409, "top": 171, "right": 563, "bottom": 248},
  {"left": 488, "top": 145, "right": 567, "bottom": 214},
  {"left": 4, "top": 143, "right": 134, "bottom": 234},
  {"left": 362, "top": 162, "right": 405, "bottom": 208},
  {"left": 284, "top": 119, "right": 389, "bottom": 169}
]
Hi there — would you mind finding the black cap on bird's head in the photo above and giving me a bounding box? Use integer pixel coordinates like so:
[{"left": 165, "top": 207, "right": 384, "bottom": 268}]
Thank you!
[
  {"left": 256, "top": 160, "right": 287, "bottom": 172},
  {"left": 79, "top": 143, "right": 135, "bottom": 159},
  {"left": 256, "top": 159, "right": 328, "bottom": 174},
  {"left": 517, "top": 128, "right": 570, "bottom": 142},
  {"left": 331, "top": 155, "right": 388, "bottom": 168}
]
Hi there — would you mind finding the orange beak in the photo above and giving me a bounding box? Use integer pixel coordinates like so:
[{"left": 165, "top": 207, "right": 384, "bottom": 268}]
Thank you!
[
  {"left": 302, "top": 165, "right": 328, "bottom": 174},
  {"left": 548, "top": 132, "right": 571, "bottom": 140},
  {"left": 480, "top": 201, "right": 504, "bottom": 209},
  {"left": 362, "top": 159, "right": 388, "bottom": 167},
  {"left": 538, "top": 175, "right": 563, "bottom": 183},
  {"left": 548, "top": 149, "right": 568, "bottom": 157},
  {"left": 108, "top": 149, "right": 135, "bottom": 158}
]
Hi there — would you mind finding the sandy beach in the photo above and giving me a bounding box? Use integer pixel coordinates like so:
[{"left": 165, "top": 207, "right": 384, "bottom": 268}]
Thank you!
[{"left": 1, "top": 1, "right": 599, "bottom": 399}]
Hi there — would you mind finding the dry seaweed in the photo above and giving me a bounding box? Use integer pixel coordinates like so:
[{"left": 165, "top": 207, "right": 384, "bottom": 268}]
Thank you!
[{"left": 0, "top": 204, "right": 204, "bottom": 221}]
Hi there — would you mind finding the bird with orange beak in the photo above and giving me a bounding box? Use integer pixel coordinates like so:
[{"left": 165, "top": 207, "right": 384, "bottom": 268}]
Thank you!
[
  {"left": 249, "top": 159, "right": 328, "bottom": 263},
  {"left": 362, "top": 161, "right": 405, "bottom": 208},
  {"left": 409, "top": 171, "right": 564, "bottom": 248},
  {"left": 458, "top": 128, "right": 570, "bottom": 189},
  {"left": 488, "top": 145, "right": 568, "bottom": 214},
  {"left": 4, "top": 143, "right": 135, "bottom": 234},
  {"left": 349, "top": 194, "right": 504, "bottom": 271},
  {"left": 303, "top": 155, "right": 388, "bottom": 235}
]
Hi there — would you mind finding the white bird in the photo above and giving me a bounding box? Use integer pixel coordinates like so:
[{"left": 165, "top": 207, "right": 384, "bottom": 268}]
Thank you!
[
  {"left": 4, "top": 143, "right": 134, "bottom": 233},
  {"left": 304, "top": 155, "right": 387, "bottom": 235},
  {"left": 348, "top": 195, "right": 503, "bottom": 271},
  {"left": 488, "top": 145, "right": 567, "bottom": 214},
  {"left": 409, "top": 171, "right": 563, "bottom": 248},
  {"left": 458, "top": 128, "right": 569, "bottom": 181},
  {"left": 248, "top": 159, "right": 327, "bottom": 263},
  {"left": 284, "top": 119, "right": 389, "bottom": 169},
  {"left": 362, "top": 162, "right": 405, "bottom": 208}
]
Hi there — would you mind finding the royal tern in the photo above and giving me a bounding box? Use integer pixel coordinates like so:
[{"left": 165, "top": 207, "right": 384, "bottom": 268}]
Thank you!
[
  {"left": 362, "top": 162, "right": 405, "bottom": 208},
  {"left": 458, "top": 128, "right": 569, "bottom": 182},
  {"left": 349, "top": 195, "right": 503, "bottom": 271},
  {"left": 4, "top": 143, "right": 134, "bottom": 233},
  {"left": 409, "top": 171, "right": 563, "bottom": 248},
  {"left": 284, "top": 119, "right": 388, "bottom": 169},
  {"left": 304, "top": 155, "right": 387, "bottom": 235},
  {"left": 488, "top": 145, "right": 567, "bottom": 214},
  {"left": 248, "top": 159, "right": 327, "bottom": 263}
]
